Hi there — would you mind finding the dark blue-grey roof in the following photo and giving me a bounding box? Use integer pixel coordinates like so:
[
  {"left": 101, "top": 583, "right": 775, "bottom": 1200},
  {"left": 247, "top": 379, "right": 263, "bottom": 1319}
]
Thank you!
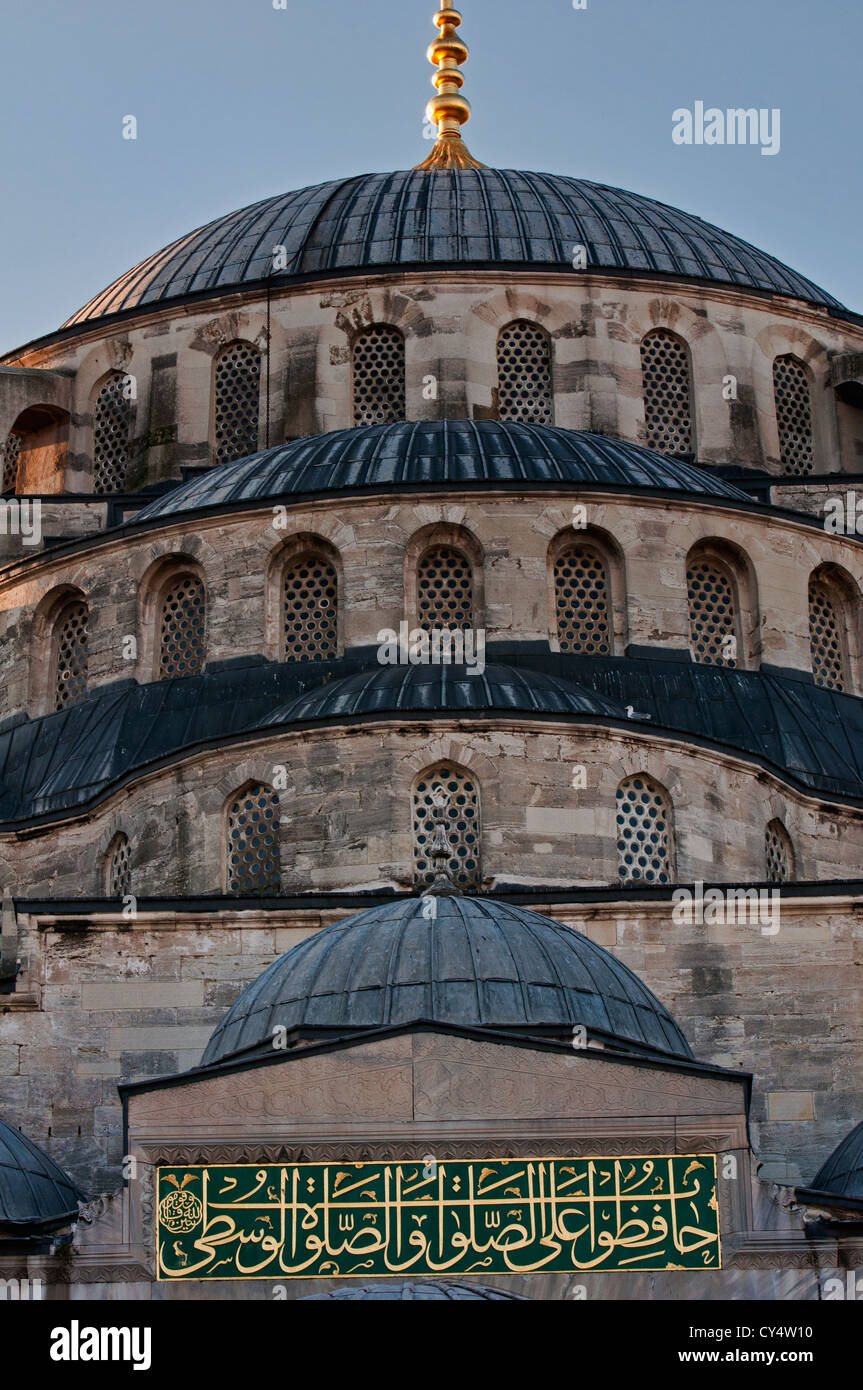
[
  {"left": 63, "top": 169, "right": 843, "bottom": 328},
  {"left": 200, "top": 895, "right": 694, "bottom": 1065},
  {"left": 808, "top": 1121, "right": 863, "bottom": 1201},
  {"left": 0, "top": 1119, "right": 81, "bottom": 1232},
  {"left": 300, "top": 1280, "right": 529, "bottom": 1300},
  {"left": 133, "top": 422, "right": 750, "bottom": 523},
  {"left": 4, "top": 655, "right": 863, "bottom": 825}
]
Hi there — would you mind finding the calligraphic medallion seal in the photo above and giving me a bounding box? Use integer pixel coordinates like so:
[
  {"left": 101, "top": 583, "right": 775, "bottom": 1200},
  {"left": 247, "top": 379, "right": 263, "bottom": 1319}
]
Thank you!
[{"left": 158, "top": 1186, "right": 203, "bottom": 1235}]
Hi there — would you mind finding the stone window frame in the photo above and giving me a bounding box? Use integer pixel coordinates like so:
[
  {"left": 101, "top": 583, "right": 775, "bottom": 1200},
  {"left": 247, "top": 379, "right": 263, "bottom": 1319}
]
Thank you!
[
  {"left": 404, "top": 522, "right": 485, "bottom": 635},
  {"left": 765, "top": 818, "right": 796, "bottom": 884},
  {"left": 266, "top": 533, "right": 344, "bottom": 662},
  {"left": 350, "top": 323, "right": 407, "bottom": 427},
  {"left": 546, "top": 527, "right": 626, "bottom": 656},
  {"left": 615, "top": 772, "right": 676, "bottom": 886},
  {"left": 684, "top": 539, "right": 759, "bottom": 671},
  {"left": 27, "top": 585, "right": 90, "bottom": 717},
  {"left": 639, "top": 327, "right": 696, "bottom": 457},
  {"left": 138, "top": 556, "right": 208, "bottom": 684},
  {"left": 90, "top": 369, "right": 135, "bottom": 495},
  {"left": 222, "top": 779, "right": 283, "bottom": 897},
  {"left": 807, "top": 562, "right": 860, "bottom": 694},
  {"left": 211, "top": 339, "right": 263, "bottom": 466},
  {"left": 496, "top": 318, "right": 554, "bottom": 425},
  {"left": 103, "top": 831, "right": 133, "bottom": 896},
  {"left": 411, "top": 760, "right": 483, "bottom": 891},
  {"left": 772, "top": 353, "right": 816, "bottom": 474}
]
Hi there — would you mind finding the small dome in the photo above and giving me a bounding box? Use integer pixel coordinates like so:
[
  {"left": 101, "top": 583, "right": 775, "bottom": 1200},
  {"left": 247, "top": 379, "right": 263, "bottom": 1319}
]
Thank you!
[
  {"left": 300, "top": 1280, "right": 529, "bottom": 1300},
  {"left": 201, "top": 895, "right": 693, "bottom": 1066},
  {"left": 133, "top": 420, "right": 750, "bottom": 524},
  {"left": 808, "top": 1120, "right": 863, "bottom": 1201},
  {"left": 0, "top": 1119, "right": 82, "bottom": 1232},
  {"left": 64, "top": 169, "right": 843, "bottom": 328}
]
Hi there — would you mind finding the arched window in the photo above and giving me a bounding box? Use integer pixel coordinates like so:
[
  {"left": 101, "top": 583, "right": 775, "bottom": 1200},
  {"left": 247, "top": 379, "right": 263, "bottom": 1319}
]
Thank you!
[
  {"left": 352, "top": 326, "right": 405, "bottom": 425},
  {"left": 412, "top": 765, "right": 481, "bottom": 890},
  {"left": 93, "top": 374, "right": 133, "bottom": 493},
  {"left": 53, "top": 600, "right": 89, "bottom": 710},
  {"left": 640, "top": 329, "right": 694, "bottom": 455},
  {"left": 158, "top": 574, "right": 207, "bottom": 678},
  {"left": 226, "top": 783, "right": 281, "bottom": 895},
  {"left": 808, "top": 578, "right": 847, "bottom": 691},
  {"left": 553, "top": 543, "right": 612, "bottom": 654},
  {"left": 417, "top": 546, "right": 474, "bottom": 631},
  {"left": 105, "top": 833, "right": 132, "bottom": 896},
  {"left": 214, "top": 341, "right": 261, "bottom": 464},
  {"left": 765, "top": 819, "right": 795, "bottom": 884},
  {"left": 497, "top": 321, "right": 553, "bottom": 424},
  {"left": 2, "top": 432, "right": 21, "bottom": 494},
  {"left": 687, "top": 555, "right": 739, "bottom": 667},
  {"left": 616, "top": 775, "right": 673, "bottom": 884},
  {"left": 283, "top": 554, "right": 338, "bottom": 660},
  {"left": 773, "top": 355, "right": 814, "bottom": 473}
]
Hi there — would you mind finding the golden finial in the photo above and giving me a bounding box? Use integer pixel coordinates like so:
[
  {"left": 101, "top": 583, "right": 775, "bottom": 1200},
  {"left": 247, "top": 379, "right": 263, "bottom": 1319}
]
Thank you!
[{"left": 414, "top": 3, "right": 485, "bottom": 171}]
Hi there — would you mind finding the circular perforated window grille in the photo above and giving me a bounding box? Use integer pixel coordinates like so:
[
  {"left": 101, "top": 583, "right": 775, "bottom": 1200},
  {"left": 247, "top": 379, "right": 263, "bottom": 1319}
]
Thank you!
[
  {"left": 412, "top": 767, "right": 481, "bottom": 889},
  {"left": 352, "top": 326, "right": 405, "bottom": 426},
  {"left": 107, "top": 834, "right": 132, "bottom": 896},
  {"left": 554, "top": 544, "right": 611, "bottom": 654},
  {"left": 93, "top": 375, "right": 133, "bottom": 494},
  {"left": 417, "top": 546, "right": 474, "bottom": 631},
  {"left": 497, "top": 322, "right": 553, "bottom": 424},
  {"left": 284, "top": 555, "right": 338, "bottom": 661},
  {"left": 159, "top": 575, "right": 206, "bottom": 679},
  {"left": 54, "top": 602, "right": 89, "bottom": 710},
  {"left": 616, "top": 776, "right": 671, "bottom": 884},
  {"left": 226, "top": 784, "right": 281, "bottom": 896},
  {"left": 214, "top": 342, "right": 261, "bottom": 464},
  {"left": 687, "top": 558, "right": 738, "bottom": 667},
  {"left": 773, "top": 356, "right": 814, "bottom": 474},
  {"left": 640, "top": 330, "right": 693, "bottom": 455},
  {"left": 2, "top": 433, "right": 21, "bottom": 493},
  {"left": 765, "top": 820, "right": 794, "bottom": 884},
  {"left": 808, "top": 581, "right": 846, "bottom": 691}
]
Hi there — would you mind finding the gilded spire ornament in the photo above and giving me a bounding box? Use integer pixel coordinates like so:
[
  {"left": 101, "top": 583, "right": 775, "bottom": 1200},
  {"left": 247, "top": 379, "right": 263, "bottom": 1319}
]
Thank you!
[{"left": 415, "top": 2, "right": 484, "bottom": 171}]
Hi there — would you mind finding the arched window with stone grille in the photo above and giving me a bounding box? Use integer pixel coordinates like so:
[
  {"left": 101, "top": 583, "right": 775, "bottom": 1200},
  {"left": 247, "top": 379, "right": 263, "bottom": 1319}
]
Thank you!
[
  {"left": 808, "top": 577, "right": 848, "bottom": 691},
  {"left": 214, "top": 341, "right": 261, "bottom": 464},
  {"left": 687, "top": 555, "right": 740, "bottom": 667},
  {"left": 53, "top": 599, "right": 89, "bottom": 710},
  {"left": 497, "top": 321, "right": 553, "bottom": 424},
  {"left": 93, "top": 374, "right": 133, "bottom": 493},
  {"left": 417, "top": 545, "right": 474, "bottom": 631},
  {"left": 158, "top": 574, "right": 207, "bottom": 678},
  {"left": 765, "top": 819, "right": 795, "bottom": 884},
  {"left": 773, "top": 355, "right": 814, "bottom": 473},
  {"left": 2, "top": 432, "right": 21, "bottom": 494},
  {"left": 352, "top": 326, "right": 406, "bottom": 425},
  {"left": 412, "top": 765, "right": 481, "bottom": 890},
  {"left": 105, "top": 833, "right": 132, "bottom": 896},
  {"left": 640, "top": 329, "right": 694, "bottom": 455},
  {"left": 616, "top": 774, "right": 673, "bottom": 884},
  {"left": 553, "top": 542, "right": 612, "bottom": 654},
  {"left": 226, "top": 783, "right": 281, "bottom": 895},
  {"left": 283, "top": 553, "right": 338, "bottom": 660}
]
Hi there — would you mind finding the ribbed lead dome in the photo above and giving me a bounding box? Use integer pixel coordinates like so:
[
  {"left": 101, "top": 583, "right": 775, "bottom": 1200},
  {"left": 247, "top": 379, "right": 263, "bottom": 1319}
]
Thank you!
[
  {"left": 201, "top": 896, "right": 693, "bottom": 1066},
  {"left": 133, "top": 420, "right": 750, "bottom": 523},
  {"left": 0, "top": 1119, "right": 82, "bottom": 1232},
  {"left": 808, "top": 1120, "right": 863, "bottom": 1201},
  {"left": 64, "top": 169, "right": 842, "bottom": 328}
]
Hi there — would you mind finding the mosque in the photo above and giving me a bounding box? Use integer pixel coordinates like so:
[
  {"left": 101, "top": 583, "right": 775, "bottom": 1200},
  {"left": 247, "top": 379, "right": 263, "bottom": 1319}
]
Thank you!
[{"left": 0, "top": 4, "right": 861, "bottom": 1300}]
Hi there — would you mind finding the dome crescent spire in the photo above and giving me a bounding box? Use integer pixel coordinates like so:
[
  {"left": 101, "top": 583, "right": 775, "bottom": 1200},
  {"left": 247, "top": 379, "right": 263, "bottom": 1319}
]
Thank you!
[{"left": 414, "top": 2, "right": 485, "bottom": 171}]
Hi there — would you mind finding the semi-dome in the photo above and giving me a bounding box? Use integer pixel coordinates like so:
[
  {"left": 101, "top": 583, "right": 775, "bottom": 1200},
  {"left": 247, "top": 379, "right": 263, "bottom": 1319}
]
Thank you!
[
  {"left": 133, "top": 420, "right": 750, "bottom": 524},
  {"left": 0, "top": 1118, "right": 82, "bottom": 1233},
  {"left": 200, "top": 895, "right": 694, "bottom": 1067},
  {"left": 802, "top": 1120, "right": 863, "bottom": 1203},
  {"left": 64, "top": 169, "right": 843, "bottom": 329}
]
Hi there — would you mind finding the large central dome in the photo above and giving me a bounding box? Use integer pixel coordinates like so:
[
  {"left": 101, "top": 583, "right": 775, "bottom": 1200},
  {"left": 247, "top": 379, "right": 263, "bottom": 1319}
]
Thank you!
[{"left": 64, "top": 168, "right": 842, "bottom": 328}]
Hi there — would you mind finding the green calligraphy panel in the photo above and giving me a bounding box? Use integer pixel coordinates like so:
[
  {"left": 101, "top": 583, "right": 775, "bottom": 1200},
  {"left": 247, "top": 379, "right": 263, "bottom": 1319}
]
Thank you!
[{"left": 156, "top": 1154, "right": 720, "bottom": 1280}]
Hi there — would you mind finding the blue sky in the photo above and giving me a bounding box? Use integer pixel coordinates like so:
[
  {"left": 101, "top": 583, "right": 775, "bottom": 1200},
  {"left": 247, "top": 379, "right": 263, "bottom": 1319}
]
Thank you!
[{"left": 1, "top": 0, "right": 859, "bottom": 353}]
